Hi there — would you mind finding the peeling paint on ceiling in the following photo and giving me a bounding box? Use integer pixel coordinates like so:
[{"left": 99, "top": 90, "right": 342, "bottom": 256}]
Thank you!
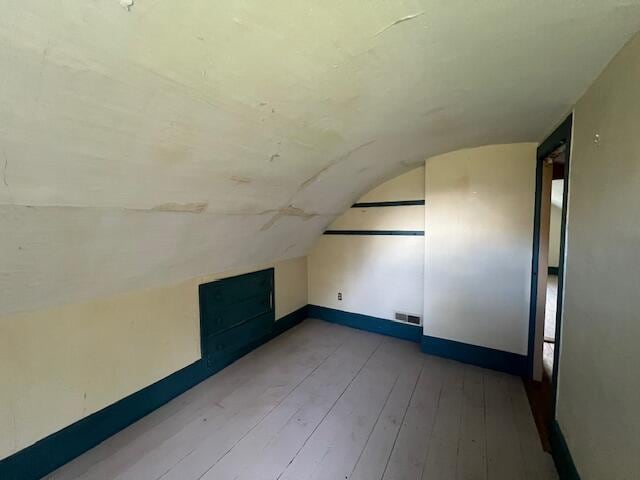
[{"left": 1, "top": 0, "right": 639, "bottom": 315}]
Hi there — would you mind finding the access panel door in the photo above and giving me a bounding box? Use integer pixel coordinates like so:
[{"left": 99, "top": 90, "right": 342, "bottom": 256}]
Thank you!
[{"left": 199, "top": 268, "right": 274, "bottom": 369}]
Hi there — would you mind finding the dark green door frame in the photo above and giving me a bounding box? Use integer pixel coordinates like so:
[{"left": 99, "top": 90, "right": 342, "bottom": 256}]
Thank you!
[{"left": 526, "top": 114, "right": 572, "bottom": 421}]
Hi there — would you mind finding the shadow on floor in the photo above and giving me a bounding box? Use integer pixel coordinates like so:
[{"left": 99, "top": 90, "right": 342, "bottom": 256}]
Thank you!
[{"left": 523, "top": 274, "right": 558, "bottom": 453}]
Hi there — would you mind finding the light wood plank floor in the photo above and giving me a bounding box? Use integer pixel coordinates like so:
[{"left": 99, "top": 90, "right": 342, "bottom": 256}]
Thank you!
[{"left": 49, "top": 319, "right": 557, "bottom": 480}]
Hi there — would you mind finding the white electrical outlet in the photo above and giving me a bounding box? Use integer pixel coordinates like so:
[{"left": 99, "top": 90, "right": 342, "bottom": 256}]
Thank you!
[{"left": 337, "top": 292, "right": 342, "bottom": 301}]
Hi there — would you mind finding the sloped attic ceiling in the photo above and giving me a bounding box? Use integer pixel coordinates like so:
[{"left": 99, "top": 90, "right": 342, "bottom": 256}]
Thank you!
[{"left": 1, "top": 0, "right": 639, "bottom": 315}]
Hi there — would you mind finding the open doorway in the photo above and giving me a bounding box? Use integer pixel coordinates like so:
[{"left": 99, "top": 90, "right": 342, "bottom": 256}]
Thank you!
[
  {"left": 543, "top": 176, "right": 564, "bottom": 379},
  {"left": 525, "top": 115, "right": 572, "bottom": 450}
]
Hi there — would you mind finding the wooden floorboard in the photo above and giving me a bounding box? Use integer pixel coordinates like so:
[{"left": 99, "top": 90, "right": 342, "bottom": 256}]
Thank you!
[
  {"left": 350, "top": 344, "right": 424, "bottom": 480},
  {"left": 421, "top": 359, "right": 465, "bottom": 479},
  {"left": 456, "top": 365, "right": 488, "bottom": 480},
  {"left": 508, "top": 375, "right": 558, "bottom": 480},
  {"left": 49, "top": 319, "right": 557, "bottom": 480},
  {"left": 51, "top": 321, "right": 330, "bottom": 479},
  {"left": 200, "top": 324, "right": 382, "bottom": 480},
  {"left": 277, "top": 336, "right": 408, "bottom": 480},
  {"left": 381, "top": 355, "right": 445, "bottom": 480},
  {"left": 484, "top": 369, "right": 527, "bottom": 480}
]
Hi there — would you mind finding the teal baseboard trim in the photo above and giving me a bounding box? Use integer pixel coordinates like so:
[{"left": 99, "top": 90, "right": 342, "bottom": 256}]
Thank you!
[
  {"left": 274, "top": 305, "right": 308, "bottom": 335},
  {"left": 0, "top": 360, "right": 210, "bottom": 480},
  {"left": 307, "top": 305, "right": 525, "bottom": 377},
  {"left": 323, "top": 230, "right": 424, "bottom": 236},
  {"left": 421, "top": 335, "right": 527, "bottom": 376},
  {"left": 0, "top": 307, "right": 307, "bottom": 480},
  {"left": 550, "top": 420, "right": 581, "bottom": 480},
  {"left": 351, "top": 200, "right": 425, "bottom": 208},
  {"left": 308, "top": 305, "right": 421, "bottom": 342}
]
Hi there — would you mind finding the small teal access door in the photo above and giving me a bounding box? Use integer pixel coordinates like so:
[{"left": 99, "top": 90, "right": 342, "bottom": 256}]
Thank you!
[{"left": 199, "top": 268, "right": 275, "bottom": 370}]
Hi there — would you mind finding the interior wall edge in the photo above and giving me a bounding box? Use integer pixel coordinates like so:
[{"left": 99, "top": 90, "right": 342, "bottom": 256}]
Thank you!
[{"left": 424, "top": 142, "right": 537, "bottom": 357}]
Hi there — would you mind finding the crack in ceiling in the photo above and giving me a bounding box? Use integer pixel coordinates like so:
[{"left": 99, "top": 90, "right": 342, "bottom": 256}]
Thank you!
[{"left": 1, "top": 0, "right": 639, "bottom": 315}]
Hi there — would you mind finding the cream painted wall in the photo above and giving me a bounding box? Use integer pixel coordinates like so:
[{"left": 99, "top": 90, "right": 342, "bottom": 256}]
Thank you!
[
  {"left": 329, "top": 205, "right": 424, "bottom": 231},
  {"left": 274, "top": 256, "right": 308, "bottom": 320},
  {"left": 557, "top": 33, "right": 640, "bottom": 479},
  {"left": 357, "top": 168, "right": 426, "bottom": 203},
  {"left": 548, "top": 205, "right": 562, "bottom": 268},
  {"left": 423, "top": 144, "right": 536, "bottom": 354},
  {"left": 548, "top": 180, "right": 564, "bottom": 268},
  {"left": 308, "top": 167, "right": 424, "bottom": 321},
  {"left": 0, "top": 256, "right": 307, "bottom": 460}
]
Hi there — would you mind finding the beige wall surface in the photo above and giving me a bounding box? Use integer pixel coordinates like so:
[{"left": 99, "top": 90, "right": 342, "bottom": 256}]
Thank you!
[
  {"left": 423, "top": 143, "right": 537, "bottom": 354},
  {"left": 308, "top": 167, "right": 425, "bottom": 321},
  {"left": 329, "top": 205, "right": 424, "bottom": 231},
  {"left": 548, "top": 179, "right": 564, "bottom": 268},
  {"left": 0, "top": 256, "right": 307, "bottom": 460},
  {"left": 548, "top": 205, "right": 562, "bottom": 267},
  {"left": 308, "top": 235, "right": 424, "bottom": 320},
  {"left": 557, "top": 33, "right": 640, "bottom": 479},
  {"left": 357, "top": 168, "right": 426, "bottom": 203},
  {"left": 274, "top": 256, "right": 308, "bottom": 320}
]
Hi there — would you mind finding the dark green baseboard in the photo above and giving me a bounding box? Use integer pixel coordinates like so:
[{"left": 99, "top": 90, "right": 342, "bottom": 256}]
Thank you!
[
  {"left": 307, "top": 305, "right": 422, "bottom": 342},
  {"left": 0, "top": 305, "right": 308, "bottom": 480},
  {"left": 307, "top": 305, "right": 526, "bottom": 376},
  {"left": 421, "top": 335, "right": 527, "bottom": 376},
  {"left": 550, "top": 420, "right": 581, "bottom": 480},
  {"left": 274, "top": 305, "right": 308, "bottom": 335}
]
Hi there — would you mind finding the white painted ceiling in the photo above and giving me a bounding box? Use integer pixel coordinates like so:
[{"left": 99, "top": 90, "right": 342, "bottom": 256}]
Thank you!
[{"left": 1, "top": 0, "right": 639, "bottom": 315}]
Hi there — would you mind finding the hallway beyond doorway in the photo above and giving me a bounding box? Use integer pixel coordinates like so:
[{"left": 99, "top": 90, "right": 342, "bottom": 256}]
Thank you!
[{"left": 543, "top": 275, "right": 558, "bottom": 378}]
